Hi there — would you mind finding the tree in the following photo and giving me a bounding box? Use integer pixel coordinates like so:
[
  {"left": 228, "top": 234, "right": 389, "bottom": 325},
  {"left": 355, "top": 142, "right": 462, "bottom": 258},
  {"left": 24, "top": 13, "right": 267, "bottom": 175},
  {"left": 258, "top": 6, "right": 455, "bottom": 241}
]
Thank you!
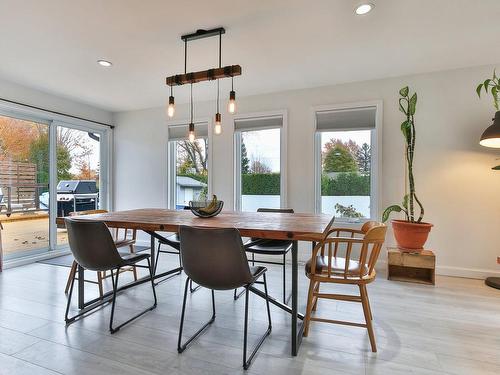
[
  {"left": 0, "top": 117, "right": 41, "bottom": 161},
  {"left": 323, "top": 138, "right": 360, "bottom": 160},
  {"left": 241, "top": 140, "right": 250, "bottom": 174},
  {"left": 356, "top": 143, "right": 371, "bottom": 175},
  {"left": 250, "top": 158, "right": 271, "bottom": 174},
  {"left": 176, "top": 139, "right": 207, "bottom": 175},
  {"left": 323, "top": 145, "right": 358, "bottom": 173},
  {"left": 28, "top": 134, "right": 72, "bottom": 184}
]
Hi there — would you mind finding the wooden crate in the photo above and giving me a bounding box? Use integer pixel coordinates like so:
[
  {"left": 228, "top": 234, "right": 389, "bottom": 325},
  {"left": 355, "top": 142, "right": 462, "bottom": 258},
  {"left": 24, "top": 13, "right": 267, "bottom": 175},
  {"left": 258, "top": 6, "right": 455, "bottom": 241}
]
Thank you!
[{"left": 387, "top": 247, "right": 435, "bottom": 285}]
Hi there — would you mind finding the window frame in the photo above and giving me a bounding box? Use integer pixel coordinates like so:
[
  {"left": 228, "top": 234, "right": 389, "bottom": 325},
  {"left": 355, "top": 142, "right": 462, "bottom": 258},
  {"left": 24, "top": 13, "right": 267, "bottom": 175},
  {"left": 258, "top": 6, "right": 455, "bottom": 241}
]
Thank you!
[
  {"left": 0, "top": 100, "right": 113, "bottom": 256},
  {"left": 166, "top": 118, "right": 212, "bottom": 209},
  {"left": 313, "top": 101, "right": 382, "bottom": 221},
  {"left": 233, "top": 109, "right": 288, "bottom": 211}
]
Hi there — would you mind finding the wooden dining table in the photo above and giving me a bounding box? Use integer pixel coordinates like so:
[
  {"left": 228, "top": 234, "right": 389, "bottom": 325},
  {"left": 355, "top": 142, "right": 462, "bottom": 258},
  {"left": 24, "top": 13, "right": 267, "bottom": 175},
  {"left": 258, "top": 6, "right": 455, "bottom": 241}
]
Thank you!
[{"left": 58, "top": 208, "right": 331, "bottom": 356}]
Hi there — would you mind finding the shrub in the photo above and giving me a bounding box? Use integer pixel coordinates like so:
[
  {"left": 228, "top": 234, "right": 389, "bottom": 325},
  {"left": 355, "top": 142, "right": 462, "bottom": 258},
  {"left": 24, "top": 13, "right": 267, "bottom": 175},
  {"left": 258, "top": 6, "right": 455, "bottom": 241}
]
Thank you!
[
  {"left": 321, "top": 173, "right": 370, "bottom": 196},
  {"left": 242, "top": 173, "right": 280, "bottom": 195}
]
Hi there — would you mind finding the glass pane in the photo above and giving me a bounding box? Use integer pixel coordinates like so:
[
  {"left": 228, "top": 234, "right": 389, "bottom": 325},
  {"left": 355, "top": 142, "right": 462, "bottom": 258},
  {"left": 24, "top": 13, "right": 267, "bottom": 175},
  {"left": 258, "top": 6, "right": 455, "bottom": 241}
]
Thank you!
[
  {"left": 320, "top": 130, "right": 371, "bottom": 221},
  {"left": 240, "top": 128, "right": 281, "bottom": 212},
  {"left": 174, "top": 139, "right": 208, "bottom": 209},
  {"left": 0, "top": 115, "right": 50, "bottom": 258},
  {"left": 56, "top": 126, "right": 101, "bottom": 246}
]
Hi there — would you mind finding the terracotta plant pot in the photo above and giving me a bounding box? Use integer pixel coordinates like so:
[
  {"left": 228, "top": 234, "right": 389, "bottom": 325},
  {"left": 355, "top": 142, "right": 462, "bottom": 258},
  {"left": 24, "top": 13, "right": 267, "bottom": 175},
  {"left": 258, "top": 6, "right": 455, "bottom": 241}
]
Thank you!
[{"left": 391, "top": 220, "right": 433, "bottom": 252}]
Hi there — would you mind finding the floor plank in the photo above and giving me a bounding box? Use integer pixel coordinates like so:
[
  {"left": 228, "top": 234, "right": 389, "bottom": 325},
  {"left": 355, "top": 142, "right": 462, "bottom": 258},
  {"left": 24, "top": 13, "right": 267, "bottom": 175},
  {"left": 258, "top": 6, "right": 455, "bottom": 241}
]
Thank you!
[{"left": 0, "top": 252, "right": 499, "bottom": 375}]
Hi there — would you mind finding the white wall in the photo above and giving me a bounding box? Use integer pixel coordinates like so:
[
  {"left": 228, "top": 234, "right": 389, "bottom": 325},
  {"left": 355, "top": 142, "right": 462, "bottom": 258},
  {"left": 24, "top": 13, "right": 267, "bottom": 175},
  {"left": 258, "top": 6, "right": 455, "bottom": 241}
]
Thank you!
[
  {"left": 113, "top": 64, "right": 500, "bottom": 279},
  {"left": 0, "top": 77, "right": 112, "bottom": 124}
]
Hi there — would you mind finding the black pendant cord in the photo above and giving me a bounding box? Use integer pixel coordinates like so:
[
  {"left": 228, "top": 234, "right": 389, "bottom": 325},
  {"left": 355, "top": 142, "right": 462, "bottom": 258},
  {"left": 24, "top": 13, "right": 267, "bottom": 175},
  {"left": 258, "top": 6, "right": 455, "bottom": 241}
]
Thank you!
[
  {"left": 0, "top": 97, "right": 114, "bottom": 128},
  {"left": 218, "top": 30, "right": 222, "bottom": 69},
  {"left": 190, "top": 83, "right": 194, "bottom": 123},
  {"left": 184, "top": 39, "right": 188, "bottom": 74},
  {"left": 216, "top": 79, "right": 220, "bottom": 113},
  {"left": 217, "top": 29, "right": 222, "bottom": 115}
]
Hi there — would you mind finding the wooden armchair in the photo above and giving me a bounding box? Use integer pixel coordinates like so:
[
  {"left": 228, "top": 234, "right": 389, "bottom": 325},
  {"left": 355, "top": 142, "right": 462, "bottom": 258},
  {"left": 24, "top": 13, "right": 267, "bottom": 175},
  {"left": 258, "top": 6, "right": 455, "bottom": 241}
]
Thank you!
[{"left": 303, "top": 221, "right": 387, "bottom": 352}]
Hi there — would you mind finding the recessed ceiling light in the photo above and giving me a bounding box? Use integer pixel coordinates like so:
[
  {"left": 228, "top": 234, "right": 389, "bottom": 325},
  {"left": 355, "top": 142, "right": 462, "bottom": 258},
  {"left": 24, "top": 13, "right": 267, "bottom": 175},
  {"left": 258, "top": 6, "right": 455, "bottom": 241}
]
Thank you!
[
  {"left": 97, "top": 59, "right": 112, "bottom": 67},
  {"left": 355, "top": 3, "right": 374, "bottom": 15}
]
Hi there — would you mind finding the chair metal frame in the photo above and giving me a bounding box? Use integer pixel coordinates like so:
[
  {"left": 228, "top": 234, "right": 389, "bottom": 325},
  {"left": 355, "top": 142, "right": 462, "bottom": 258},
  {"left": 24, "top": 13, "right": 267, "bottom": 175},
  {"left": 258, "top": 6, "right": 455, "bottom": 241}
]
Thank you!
[{"left": 178, "top": 273, "right": 272, "bottom": 370}]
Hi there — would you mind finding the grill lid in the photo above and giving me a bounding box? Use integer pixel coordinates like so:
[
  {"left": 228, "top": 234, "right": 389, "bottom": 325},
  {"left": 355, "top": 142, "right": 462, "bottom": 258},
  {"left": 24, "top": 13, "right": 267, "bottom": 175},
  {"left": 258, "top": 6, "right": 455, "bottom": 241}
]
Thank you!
[{"left": 57, "top": 180, "right": 98, "bottom": 194}]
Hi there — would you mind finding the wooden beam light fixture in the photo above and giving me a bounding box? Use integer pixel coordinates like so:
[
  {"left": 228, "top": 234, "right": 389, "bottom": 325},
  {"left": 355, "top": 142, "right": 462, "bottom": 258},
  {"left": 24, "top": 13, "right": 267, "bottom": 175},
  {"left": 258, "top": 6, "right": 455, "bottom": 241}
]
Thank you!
[{"left": 166, "top": 27, "right": 242, "bottom": 139}]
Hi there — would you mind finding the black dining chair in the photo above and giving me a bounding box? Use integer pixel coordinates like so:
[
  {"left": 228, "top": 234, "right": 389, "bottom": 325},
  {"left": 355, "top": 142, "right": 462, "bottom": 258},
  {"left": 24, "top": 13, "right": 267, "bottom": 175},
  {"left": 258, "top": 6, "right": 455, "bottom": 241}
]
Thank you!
[
  {"left": 235, "top": 208, "right": 294, "bottom": 304},
  {"left": 177, "top": 225, "right": 272, "bottom": 370},
  {"left": 64, "top": 218, "right": 157, "bottom": 333}
]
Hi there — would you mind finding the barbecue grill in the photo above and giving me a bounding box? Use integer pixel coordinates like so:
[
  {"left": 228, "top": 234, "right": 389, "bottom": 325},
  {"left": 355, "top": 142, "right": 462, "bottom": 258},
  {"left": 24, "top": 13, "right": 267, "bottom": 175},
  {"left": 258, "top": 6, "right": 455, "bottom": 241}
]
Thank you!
[{"left": 57, "top": 180, "right": 99, "bottom": 217}]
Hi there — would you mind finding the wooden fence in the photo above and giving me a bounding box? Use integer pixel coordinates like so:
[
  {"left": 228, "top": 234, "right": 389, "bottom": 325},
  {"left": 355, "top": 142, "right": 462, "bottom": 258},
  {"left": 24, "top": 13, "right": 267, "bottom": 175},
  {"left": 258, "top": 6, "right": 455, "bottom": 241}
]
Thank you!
[{"left": 0, "top": 161, "right": 42, "bottom": 212}]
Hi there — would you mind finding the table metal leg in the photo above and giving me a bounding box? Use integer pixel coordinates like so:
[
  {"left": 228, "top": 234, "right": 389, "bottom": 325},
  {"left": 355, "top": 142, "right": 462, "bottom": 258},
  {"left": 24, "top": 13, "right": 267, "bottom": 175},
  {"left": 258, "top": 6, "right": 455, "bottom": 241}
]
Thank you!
[
  {"left": 150, "top": 235, "right": 156, "bottom": 274},
  {"left": 291, "top": 240, "right": 298, "bottom": 356}
]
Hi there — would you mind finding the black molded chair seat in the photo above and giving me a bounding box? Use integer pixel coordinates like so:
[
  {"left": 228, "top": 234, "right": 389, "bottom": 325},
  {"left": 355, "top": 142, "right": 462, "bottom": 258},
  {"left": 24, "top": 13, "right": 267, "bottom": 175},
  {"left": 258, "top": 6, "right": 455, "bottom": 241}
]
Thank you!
[
  {"left": 120, "top": 252, "right": 151, "bottom": 266},
  {"left": 249, "top": 266, "right": 267, "bottom": 281},
  {"left": 246, "top": 240, "right": 292, "bottom": 255}
]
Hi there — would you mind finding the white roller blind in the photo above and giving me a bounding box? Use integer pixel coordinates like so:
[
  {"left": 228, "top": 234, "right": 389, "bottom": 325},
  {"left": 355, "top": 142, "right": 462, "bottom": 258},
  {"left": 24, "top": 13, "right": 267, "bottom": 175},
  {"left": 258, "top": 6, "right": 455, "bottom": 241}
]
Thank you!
[
  {"left": 168, "top": 122, "right": 208, "bottom": 141},
  {"left": 316, "top": 107, "right": 376, "bottom": 132},
  {"left": 234, "top": 115, "right": 283, "bottom": 132}
]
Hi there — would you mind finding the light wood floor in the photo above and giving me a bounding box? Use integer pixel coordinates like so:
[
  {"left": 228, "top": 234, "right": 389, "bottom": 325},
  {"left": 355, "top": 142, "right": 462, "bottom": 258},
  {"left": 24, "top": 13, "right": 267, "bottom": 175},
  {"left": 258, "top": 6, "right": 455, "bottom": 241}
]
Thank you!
[{"left": 0, "top": 253, "right": 499, "bottom": 375}]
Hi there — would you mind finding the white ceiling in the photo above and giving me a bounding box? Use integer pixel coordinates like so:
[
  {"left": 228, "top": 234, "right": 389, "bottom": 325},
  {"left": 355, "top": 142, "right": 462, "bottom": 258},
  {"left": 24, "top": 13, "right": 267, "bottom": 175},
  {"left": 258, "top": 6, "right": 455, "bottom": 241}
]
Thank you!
[{"left": 1, "top": 0, "right": 500, "bottom": 112}]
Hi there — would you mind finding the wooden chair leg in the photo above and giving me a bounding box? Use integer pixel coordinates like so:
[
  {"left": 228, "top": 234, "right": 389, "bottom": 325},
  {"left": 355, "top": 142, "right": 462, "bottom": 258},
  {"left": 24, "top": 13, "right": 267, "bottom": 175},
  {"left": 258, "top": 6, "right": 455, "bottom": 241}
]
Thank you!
[
  {"left": 360, "top": 284, "right": 376, "bottom": 352},
  {"left": 312, "top": 281, "right": 320, "bottom": 311},
  {"left": 97, "top": 271, "right": 104, "bottom": 298},
  {"left": 303, "top": 278, "right": 317, "bottom": 337},
  {"left": 65, "top": 261, "right": 77, "bottom": 294},
  {"left": 364, "top": 287, "right": 373, "bottom": 321}
]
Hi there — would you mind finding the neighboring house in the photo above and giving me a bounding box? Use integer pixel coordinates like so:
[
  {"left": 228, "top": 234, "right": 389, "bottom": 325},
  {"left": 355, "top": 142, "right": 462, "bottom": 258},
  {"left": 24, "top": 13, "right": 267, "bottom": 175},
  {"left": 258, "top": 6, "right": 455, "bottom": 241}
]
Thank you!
[{"left": 176, "top": 176, "right": 207, "bottom": 207}]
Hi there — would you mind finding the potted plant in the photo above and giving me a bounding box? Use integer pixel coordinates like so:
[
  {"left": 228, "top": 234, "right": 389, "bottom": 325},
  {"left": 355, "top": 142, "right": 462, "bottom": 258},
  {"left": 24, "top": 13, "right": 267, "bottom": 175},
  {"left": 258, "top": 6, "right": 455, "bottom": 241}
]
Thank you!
[
  {"left": 476, "top": 70, "right": 500, "bottom": 169},
  {"left": 382, "top": 86, "right": 433, "bottom": 251}
]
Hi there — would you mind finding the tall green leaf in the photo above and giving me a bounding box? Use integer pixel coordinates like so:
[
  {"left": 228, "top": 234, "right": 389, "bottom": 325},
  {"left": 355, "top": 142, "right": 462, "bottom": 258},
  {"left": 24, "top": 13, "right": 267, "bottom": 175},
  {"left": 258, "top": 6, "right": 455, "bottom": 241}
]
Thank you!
[
  {"left": 409, "top": 93, "right": 417, "bottom": 115},
  {"left": 401, "top": 120, "right": 411, "bottom": 143},
  {"left": 402, "top": 194, "right": 409, "bottom": 210},
  {"left": 399, "top": 98, "right": 407, "bottom": 115},
  {"left": 382, "top": 205, "right": 402, "bottom": 223},
  {"left": 476, "top": 83, "right": 483, "bottom": 98},
  {"left": 484, "top": 79, "right": 491, "bottom": 93}
]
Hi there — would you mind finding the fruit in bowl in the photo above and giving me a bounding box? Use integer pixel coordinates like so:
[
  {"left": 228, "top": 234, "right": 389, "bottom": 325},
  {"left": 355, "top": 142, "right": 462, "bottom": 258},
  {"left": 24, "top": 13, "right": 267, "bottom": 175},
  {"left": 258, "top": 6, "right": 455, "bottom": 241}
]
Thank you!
[{"left": 189, "top": 195, "right": 224, "bottom": 218}]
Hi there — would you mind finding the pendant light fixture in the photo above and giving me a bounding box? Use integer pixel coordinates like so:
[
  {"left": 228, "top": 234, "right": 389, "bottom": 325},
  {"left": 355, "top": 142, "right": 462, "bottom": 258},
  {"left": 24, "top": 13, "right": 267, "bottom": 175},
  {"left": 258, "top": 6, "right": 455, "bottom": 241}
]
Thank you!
[
  {"left": 188, "top": 83, "right": 195, "bottom": 142},
  {"left": 228, "top": 76, "right": 236, "bottom": 114},
  {"left": 214, "top": 79, "right": 222, "bottom": 134},
  {"left": 167, "top": 86, "right": 175, "bottom": 118},
  {"left": 165, "top": 27, "right": 242, "bottom": 138}
]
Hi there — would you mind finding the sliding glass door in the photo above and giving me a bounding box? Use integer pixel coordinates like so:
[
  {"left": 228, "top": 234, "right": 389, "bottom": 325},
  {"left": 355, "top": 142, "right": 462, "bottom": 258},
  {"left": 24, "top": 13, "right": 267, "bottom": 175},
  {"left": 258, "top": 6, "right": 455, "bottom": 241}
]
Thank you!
[
  {"left": 0, "top": 114, "right": 51, "bottom": 259},
  {"left": 0, "top": 110, "right": 111, "bottom": 261},
  {"left": 54, "top": 123, "right": 109, "bottom": 248}
]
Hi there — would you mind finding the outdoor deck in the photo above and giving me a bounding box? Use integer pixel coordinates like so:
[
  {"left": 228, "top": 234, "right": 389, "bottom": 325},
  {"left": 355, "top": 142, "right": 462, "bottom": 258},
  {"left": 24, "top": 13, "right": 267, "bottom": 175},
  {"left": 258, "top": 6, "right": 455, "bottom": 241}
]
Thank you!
[{"left": 1, "top": 213, "right": 68, "bottom": 257}]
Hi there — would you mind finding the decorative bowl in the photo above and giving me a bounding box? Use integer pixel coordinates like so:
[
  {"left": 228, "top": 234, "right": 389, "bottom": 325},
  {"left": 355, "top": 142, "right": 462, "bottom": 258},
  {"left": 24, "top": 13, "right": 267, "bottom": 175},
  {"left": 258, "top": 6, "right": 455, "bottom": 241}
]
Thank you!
[{"left": 189, "top": 200, "right": 224, "bottom": 218}]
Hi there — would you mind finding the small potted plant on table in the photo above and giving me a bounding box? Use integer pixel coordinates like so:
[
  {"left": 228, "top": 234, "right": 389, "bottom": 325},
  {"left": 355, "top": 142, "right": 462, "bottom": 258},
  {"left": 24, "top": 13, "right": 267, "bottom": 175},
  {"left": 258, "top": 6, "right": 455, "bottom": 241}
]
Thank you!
[{"left": 382, "top": 86, "right": 433, "bottom": 251}]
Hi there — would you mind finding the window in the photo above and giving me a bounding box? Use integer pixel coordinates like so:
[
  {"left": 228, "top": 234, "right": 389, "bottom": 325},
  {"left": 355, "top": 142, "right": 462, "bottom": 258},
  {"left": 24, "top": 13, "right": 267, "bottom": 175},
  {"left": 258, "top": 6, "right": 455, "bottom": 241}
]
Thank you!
[
  {"left": 0, "top": 106, "right": 112, "bottom": 260},
  {"left": 315, "top": 104, "right": 380, "bottom": 221},
  {"left": 234, "top": 113, "right": 286, "bottom": 211},
  {"left": 168, "top": 122, "right": 209, "bottom": 209}
]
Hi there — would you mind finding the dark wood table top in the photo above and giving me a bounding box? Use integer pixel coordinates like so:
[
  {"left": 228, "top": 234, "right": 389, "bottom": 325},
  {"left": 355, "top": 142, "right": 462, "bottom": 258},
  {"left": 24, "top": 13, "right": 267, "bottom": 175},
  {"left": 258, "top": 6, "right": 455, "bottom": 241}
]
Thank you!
[{"left": 57, "top": 208, "right": 332, "bottom": 241}]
